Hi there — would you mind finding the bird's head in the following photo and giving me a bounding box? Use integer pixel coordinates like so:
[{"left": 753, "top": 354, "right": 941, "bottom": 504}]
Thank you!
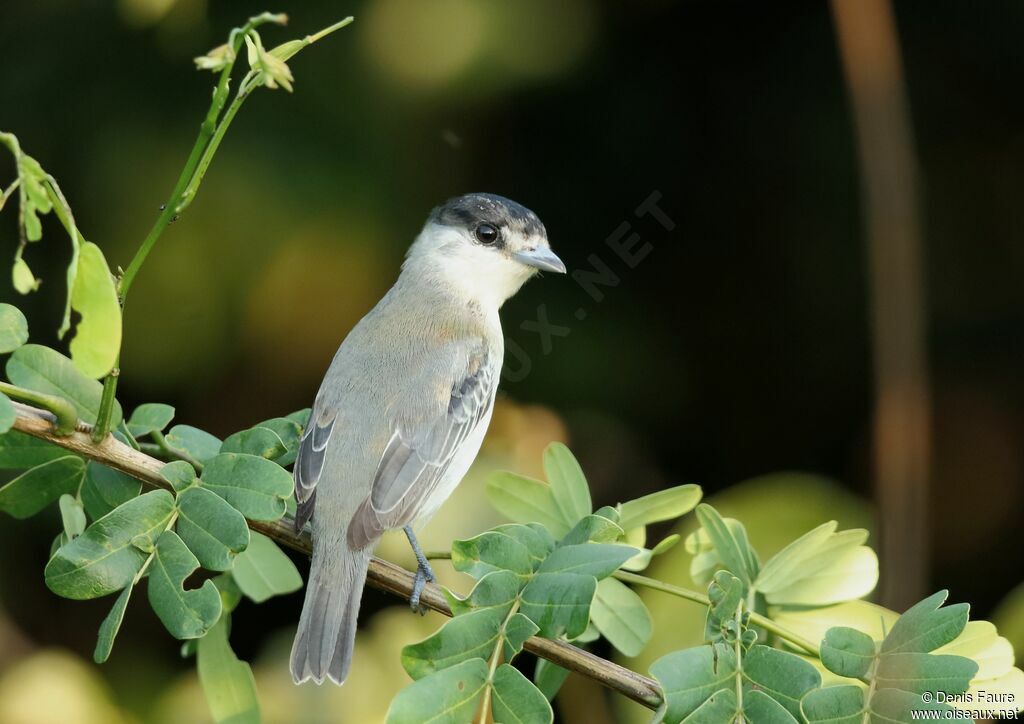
[{"left": 405, "top": 193, "right": 565, "bottom": 307}]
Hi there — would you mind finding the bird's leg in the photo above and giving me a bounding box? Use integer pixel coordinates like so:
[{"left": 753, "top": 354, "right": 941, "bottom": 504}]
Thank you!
[{"left": 404, "top": 525, "right": 436, "bottom": 614}]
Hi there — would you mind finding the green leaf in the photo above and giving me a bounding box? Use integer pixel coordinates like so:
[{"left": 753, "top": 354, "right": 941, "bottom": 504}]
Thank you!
[
  {"left": 502, "top": 613, "right": 539, "bottom": 661},
  {"left": 197, "top": 615, "right": 260, "bottom": 724},
  {"left": 81, "top": 462, "right": 141, "bottom": 520},
  {"left": 590, "top": 577, "right": 652, "bottom": 657},
  {"left": 67, "top": 241, "right": 122, "bottom": 379},
  {"left": 881, "top": 590, "right": 969, "bottom": 655},
  {"left": 147, "top": 529, "right": 222, "bottom": 639},
  {"left": 6, "top": 344, "right": 122, "bottom": 425},
  {"left": 491, "top": 663, "right": 553, "bottom": 724},
  {"left": 165, "top": 425, "right": 222, "bottom": 464},
  {"left": 58, "top": 493, "right": 86, "bottom": 538},
  {"left": 753, "top": 521, "right": 878, "bottom": 606},
  {"left": 386, "top": 658, "right": 489, "bottom": 724},
  {"left": 650, "top": 644, "right": 736, "bottom": 722},
  {"left": 286, "top": 407, "right": 311, "bottom": 427},
  {"left": 231, "top": 532, "right": 302, "bottom": 603},
  {"left": 175, "top": 486, "right": 250, "bottom": 571},
  {"left": 820, "top": 627, "right": 876, "bottom": 679},
  {"left": 93, "top": 585, "right": 132, "bottom": 663},
  {"left": 252, "top": 416, "right": 303, "bottom": 465},
  {"left": 0, "top": 456, "right": 85, "bottom": 518},
  {"left": 800, "top": 685, "right": 865, "bottom": 724},
  {"left": 45, "top": 490, "right": 175, "bottom": 599},
  {"left": 402, "top": 607, "right": 508, "bottom": 680},
  {"left": 12, "top": 257, "right": 39, "bottom": 294},
  {"left": 543, "top": 442, "right": 591, "bottom": 526},
  {"left": 0, "top": 303, "right": 28, "bottom": 353},
  {"left": 444, "top": 570, "right": 521, "bottom": 616},
  {"left": 691, "top": 504, "right": 759, "bottom": 588},
  {"left": 221, "top": 426, "right": 286, "bottom": 460},
  {"left": 617, "top": 484, "right": 702, "bottom": 530},
  {"left": 0, "top": 393, "right": 16, "bottom": 434},
  {"left": 486, "top": 472, "right": 569, "bottom": 536},
  {"left": 452, "top": 530, "right": 533, "bottom": 579},
  {"left": 519, "top": 572, "right": 596, "bottom": 639},
  {"left": 536, "top": 543, "right": 637, "bottom": 579},
  {"left": 742, "top": 644, "right": 822, "bottom": 719},
  {"left": 534, "top": 658, "right": 570, "bottom": 701},
  {"left": 0, "top": 430, "right": 68, "bottom": 468},
  {"left": 160, "top": 460, "right": 197, "bottom": 492},
  {"left": 127, "top": 403, "right": 175, "bottom": 438},
  {"left": 200, "top": 453, "right": 293, "bottom": 520},
  {"left": 493, "top": 523, "right": 555, "bottom": 569},
  {"left": 560, "top": 512, "right": 624, "bottom": 546}
]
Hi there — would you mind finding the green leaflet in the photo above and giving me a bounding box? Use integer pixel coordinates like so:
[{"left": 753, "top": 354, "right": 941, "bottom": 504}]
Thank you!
[
  {"left": 175, "top": 486, "right": 250, "bottom": 571},
  {"left": 650, "top": 643, "right": 820, "bottom": 723},
  {"left": 126, "top": 403, "right": 175, "bottom": 438},
  {"left": 221, "top": 426, "right": 287, "bottom": 460},
  {"left": 542, "top": 442, "right": 592, "bottom": 525},
  {"left": 58, "top": 493, "right": 86, "bottom": 539},
  {"left": 617, "top": 483, "right": 702, "bottom": 531},
  {"left": 66, "top": 241, "right": 122, "bottom": 379},
  {"left": 0, "top": 455, "right": 84, "bottom": 518},
  {"left": 753, "top": 521, "right": 879, "bottom": 606},
  {"left": 93, "top": 585, "right": 132, "bottom": 663},
  {"left": 0, "top": 303, "right": 29, "bottom": 353},
  {"left": 535, "top": 543, "right": 637, "bottom": 578},
  {"left": 490, "top": 663, "right": 553, "bottom": 724},
  {"left": 802, "top": 591, "right": 978, "bottom": 722},
  {"left": 590, "top": 577, "right": 652, "bottom": 657},
  {"left": 452, "top": 530, "right": 534, "bottom": 578},
  {"left": 5, "top": 344, "right": 123, "bottom": 425},
  {"left": 402, "top": 606, "right": 509, "bottom": 680},
  {"left": 197, "top": 615, "right": 260, "bottom": 724},
  {"left": 560, "top": 510, "right": 624, "bottom": 546},
  {"left": 80, "top": 462, "right": 141, "bottom": 520},
  {"left": 200, "top": 453, "right": 292, "bottom": 520},
  {"left": 688, "top": 505, "right": 760, "bottom": 588},
  {"left": 485, "top": 472, "right": 568, "bottom": 536},
  {"left": 231, "top": 532, "right": 302, "bottom": 603},
  {"left": 386, "top": 658, "right": 489, "bottom": 724},
  {"left": 519, "top": 572, "right": 596, "bottom": 639},
  {"left": 160, "top": 460, "right": 198, "bottom": 492},
  {"left": 0, "top": 430, "right": 68, "bottom": 468},
  {"left": 46, "top": 490, "right": 175, "bottom": 599},
  {"left": 147, "top": 529, "right": 222, "bottom": 639},
  {"left": 165, "top": 425, "right": 222, "bottom": 465}
]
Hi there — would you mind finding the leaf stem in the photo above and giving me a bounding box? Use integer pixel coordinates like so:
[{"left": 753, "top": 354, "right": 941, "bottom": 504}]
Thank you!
[
  {"left": 0, "top": 382, "right": 78, "bottom": 435},
  {"left": 151, "top": 429, "right": 205, "bottom": 472},
  {"left": 613, "top": 571, "right": 821, "bottom": 658}
]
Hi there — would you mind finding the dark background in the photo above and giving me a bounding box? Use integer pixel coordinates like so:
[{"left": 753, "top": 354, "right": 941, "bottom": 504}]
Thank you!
[{"left": 1, "top": 1, "right": 1022, "bottom": 721}]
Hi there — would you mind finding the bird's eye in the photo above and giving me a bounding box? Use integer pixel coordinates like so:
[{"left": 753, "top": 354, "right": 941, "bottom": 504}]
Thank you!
[{"left": 474, "top": 223, "right": 499, "bottom": 245}]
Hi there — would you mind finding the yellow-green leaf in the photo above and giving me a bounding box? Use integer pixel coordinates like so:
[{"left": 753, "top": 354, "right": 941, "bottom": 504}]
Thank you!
[{"left": 67, "top": 242, "right": 122, "bottom": 378}]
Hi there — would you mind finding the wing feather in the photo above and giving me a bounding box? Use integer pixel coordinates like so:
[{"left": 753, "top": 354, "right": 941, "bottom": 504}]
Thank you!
[
  {"left": 347, "top": 353, "right": 495, "bottom": 548},
  {"left": 293, "top": 413, "right": 336, "bottom": 531}
]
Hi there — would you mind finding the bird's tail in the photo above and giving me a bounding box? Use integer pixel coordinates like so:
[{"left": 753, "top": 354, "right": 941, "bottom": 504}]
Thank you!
[{"left": 290, "top": 544, "right": 372, "bottom": 685}]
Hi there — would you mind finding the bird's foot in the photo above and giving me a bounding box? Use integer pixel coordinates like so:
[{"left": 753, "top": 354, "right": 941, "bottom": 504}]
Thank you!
[
  {"left": 409, "top": 559, "right": 436, "bottom": 614},
  {"left": 404, "top": 525, "right": 436, "bottom": 614}
]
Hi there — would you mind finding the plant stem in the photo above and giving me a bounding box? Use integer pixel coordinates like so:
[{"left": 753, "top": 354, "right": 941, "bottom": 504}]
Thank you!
[
  {"left": 614, "top": 571, "right": 821, "bottom": 658},
  {"left": 0, "top": 382, "right": 78, "bottom": 435},
  {"left": 92, "top": 14, "right": 290, "bottom": 440}
]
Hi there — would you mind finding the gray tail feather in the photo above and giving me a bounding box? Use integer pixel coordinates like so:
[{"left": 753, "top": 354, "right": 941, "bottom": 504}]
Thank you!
[{"left": 290, "top": 548, "right": 371, "bottom": 685}]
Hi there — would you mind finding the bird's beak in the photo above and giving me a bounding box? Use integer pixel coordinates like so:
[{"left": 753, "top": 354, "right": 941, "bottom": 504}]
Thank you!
[{"left": 513, "top": 247, "right": 567, "bottom": 274}]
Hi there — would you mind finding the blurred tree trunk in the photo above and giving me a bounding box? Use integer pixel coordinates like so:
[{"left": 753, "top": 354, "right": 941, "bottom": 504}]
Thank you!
[{"left": 831, "top": 0, "right": 930, "bottom": 609}]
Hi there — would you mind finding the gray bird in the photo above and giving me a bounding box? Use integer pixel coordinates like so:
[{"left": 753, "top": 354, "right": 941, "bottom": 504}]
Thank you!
[{"left": 289, "top": 193, "right": 565, "bottom": 685}]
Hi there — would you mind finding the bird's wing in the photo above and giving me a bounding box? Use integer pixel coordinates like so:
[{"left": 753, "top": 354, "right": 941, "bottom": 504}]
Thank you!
[
  {"left": 346, "top": 351, "right": 496, "bottom": 549},
  {"left": 293, "top": 408, "right": 336, "bottom": 532}
]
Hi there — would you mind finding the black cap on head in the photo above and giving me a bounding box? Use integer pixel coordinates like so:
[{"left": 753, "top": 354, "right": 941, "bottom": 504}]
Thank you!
[{"left": 430, "top": 193, "right": 546, "bottom": 240}]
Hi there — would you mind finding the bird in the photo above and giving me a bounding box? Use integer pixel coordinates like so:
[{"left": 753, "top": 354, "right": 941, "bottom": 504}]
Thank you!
[{"left": 289, "top": 192, "right": 565, "bottom": 685}]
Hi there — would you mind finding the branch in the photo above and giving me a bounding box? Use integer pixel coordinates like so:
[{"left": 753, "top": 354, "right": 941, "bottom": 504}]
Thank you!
[{"left": 10, "top": 406, "right": 663, "bottom": 710}]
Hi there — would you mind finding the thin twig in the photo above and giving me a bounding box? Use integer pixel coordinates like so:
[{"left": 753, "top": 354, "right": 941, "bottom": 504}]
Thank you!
[{"left": 10, "top": 406, "right": 663, "bottom": 710}]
